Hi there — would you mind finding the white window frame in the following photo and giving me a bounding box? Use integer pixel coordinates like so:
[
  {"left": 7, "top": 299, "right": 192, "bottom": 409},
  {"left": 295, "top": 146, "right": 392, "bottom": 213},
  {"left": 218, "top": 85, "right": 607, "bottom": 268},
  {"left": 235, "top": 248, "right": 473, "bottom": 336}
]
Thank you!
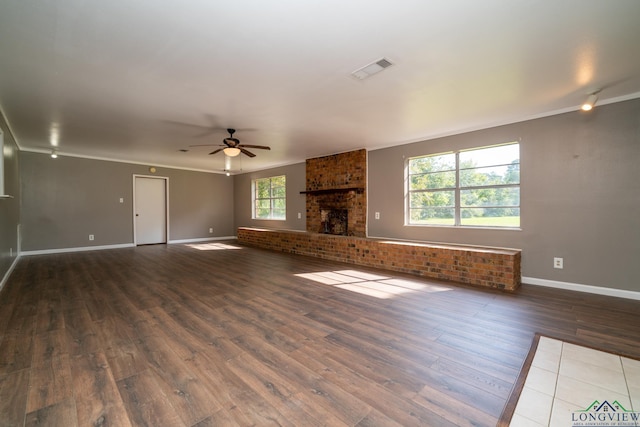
[
  {"left": 406, "top": 142, "right": 520, "bottom": 228},
  {"left": 252, "top": 175, "right": 286, "bottom": 220}
]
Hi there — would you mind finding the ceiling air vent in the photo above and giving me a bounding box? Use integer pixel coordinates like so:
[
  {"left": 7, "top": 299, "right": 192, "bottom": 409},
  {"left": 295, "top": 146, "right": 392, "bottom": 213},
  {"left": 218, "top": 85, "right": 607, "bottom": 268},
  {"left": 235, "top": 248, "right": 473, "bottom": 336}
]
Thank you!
[{"left": 351, "top": 58, "right": 394, "bottom": 80}]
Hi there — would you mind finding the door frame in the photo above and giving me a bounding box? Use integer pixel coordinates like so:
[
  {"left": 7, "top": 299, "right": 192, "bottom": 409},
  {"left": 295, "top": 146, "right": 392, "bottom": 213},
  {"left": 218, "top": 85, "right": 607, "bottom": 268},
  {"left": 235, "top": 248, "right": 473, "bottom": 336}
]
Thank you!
[{"left": 132, "top": 174, "right": 170, "bottom": 245}]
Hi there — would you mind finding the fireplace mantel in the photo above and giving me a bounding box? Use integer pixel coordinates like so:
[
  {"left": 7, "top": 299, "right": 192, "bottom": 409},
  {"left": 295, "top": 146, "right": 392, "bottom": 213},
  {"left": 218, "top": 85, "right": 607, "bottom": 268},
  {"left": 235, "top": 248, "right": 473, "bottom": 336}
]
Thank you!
[{"left": 300, "top": 187, "right": 364, "bottom": 195}]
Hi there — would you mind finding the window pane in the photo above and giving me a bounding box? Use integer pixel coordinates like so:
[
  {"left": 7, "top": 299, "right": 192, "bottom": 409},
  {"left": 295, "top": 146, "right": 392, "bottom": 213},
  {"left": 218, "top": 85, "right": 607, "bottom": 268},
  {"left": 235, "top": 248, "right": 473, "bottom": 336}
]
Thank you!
[
  {"left": 460, "top": 143, "right": 519, "bottom": 168},
  {"left": 256, "top": 180, "right": 270, "bottom": 198},
  {"left": 410, "top": 171, "right": 456, "bottom": 190},
  {"left": 410, "top": 208, "right": 455, "bottom": 225},
  {"left": 410, "top": 190, "right": 454, "bottom": 208},
  {"left": 460, "top": 164, "right": 520, "bottom": 187},
  {"left": 271, "top": 186, "right": 286, "bottom": 198},
  {"left": 272, "top": 209, "right": 286, "bottom": 219},
  {"left": 271, "top": 175, "right": 286, "bottom": 187},
  {"left": 409, "top": 153, "right": 455, "bottom": 174},
  {"left": 255, "top": 208, "right": 270, "bottom": 219},
  {"left": 461, "top": 187, "right": 519, "bottom": 207},
  {"left": 272, "top": 198, "right": 286, "bottom": 209},
  {"left": 256, "top": 199, "right": 270, "bottom": 209},
  {"left": 460, "top": 208, "right": 520, "bottom": 227}
]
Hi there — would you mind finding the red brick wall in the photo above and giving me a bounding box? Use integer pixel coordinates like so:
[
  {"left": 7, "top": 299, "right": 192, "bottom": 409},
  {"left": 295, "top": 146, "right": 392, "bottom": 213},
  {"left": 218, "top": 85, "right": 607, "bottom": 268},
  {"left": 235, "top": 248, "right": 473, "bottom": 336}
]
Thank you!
[
  {"left": 237, "top": 227, "right": 521, "bottom": 291},
  {"left": 305, "top": 149, "right": 367, "bottom": 237}
]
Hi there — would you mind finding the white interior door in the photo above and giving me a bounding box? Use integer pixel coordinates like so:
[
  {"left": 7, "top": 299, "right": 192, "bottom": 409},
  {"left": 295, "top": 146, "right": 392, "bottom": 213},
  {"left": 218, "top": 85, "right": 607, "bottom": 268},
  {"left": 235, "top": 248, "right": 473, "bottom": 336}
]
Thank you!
[{"left": 134, "top": 176, "right": 167, "bottom": 245}]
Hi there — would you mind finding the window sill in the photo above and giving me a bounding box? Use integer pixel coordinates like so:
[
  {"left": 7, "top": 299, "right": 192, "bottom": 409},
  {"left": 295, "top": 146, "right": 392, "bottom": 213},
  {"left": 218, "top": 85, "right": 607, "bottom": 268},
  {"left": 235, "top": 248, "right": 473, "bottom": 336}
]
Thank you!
[{"left": 404, "top": 223, "right": 522, "bottom": 231}]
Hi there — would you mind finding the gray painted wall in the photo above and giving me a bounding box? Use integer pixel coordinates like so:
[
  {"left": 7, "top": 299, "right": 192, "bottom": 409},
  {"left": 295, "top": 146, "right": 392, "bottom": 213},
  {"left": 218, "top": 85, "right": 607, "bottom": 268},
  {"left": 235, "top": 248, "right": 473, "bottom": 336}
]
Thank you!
[
  {"left": 234, "top": 163, "right": 306, "bottom": 231},
  {"left": 20, "top": 152, "right": 235, "bottom": 251},
  {"left": 0, "top": 117, "right": 21, "bottom": 283},
  {"left": 368, "top": 98, "right": 640, "bottom": 292}
]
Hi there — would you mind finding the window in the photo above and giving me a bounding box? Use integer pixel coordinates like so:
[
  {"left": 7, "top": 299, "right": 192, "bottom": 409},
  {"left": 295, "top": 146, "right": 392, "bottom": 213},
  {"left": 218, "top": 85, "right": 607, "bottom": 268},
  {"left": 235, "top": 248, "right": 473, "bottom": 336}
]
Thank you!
[
  {"left": 407, "top": 142, "right": 520, "bottom": 227},
  {"left": 252, "top": 175, "right": 286, "bottom": 220}
]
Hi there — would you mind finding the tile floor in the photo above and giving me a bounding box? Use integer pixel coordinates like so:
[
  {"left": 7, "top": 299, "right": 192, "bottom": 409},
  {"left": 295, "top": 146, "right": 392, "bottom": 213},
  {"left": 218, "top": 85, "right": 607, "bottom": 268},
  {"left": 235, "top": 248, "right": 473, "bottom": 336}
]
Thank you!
[{"left": 510, "top": 337, "right": 640, "bottom": 426}]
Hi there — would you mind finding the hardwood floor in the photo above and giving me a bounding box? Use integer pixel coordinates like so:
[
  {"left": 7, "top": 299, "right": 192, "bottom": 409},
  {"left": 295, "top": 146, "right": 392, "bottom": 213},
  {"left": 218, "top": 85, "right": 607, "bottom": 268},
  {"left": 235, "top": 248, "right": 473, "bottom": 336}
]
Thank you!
[{"left": 0, "top": 242, "right": 638, "bottom": 426}]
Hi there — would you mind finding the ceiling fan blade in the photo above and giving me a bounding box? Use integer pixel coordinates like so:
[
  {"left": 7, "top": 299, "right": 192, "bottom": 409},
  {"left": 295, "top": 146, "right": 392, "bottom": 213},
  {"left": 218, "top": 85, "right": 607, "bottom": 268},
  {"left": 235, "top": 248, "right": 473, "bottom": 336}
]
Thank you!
[
  {"left": 240, "top": 148, "right": 257, "bottom": 158},
  {"left": 189, "top": 144, "right": 225, "bottom": 148},
  {"left": 208, "top": 148, "right": 224, "bottom": 155},
  {"left": 239, "top": 144, "right": 271, "bottom": 150}
]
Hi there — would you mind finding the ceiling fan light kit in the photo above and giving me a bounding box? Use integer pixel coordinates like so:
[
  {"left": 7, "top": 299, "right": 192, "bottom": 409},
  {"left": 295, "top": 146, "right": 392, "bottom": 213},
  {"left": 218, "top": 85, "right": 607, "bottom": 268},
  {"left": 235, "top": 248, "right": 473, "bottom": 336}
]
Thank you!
[
  {"left": 581, "top": 93, "right": 599, "bottom": 111},
  {"left": 223, "top": 147, "right": 241, "bottom": 157}
]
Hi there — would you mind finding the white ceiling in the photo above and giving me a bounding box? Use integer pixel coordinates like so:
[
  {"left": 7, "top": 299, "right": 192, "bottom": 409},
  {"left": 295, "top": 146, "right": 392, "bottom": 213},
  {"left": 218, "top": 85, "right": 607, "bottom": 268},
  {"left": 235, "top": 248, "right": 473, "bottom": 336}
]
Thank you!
[{"left": 1, "top": 1, "right": 640, "bottom": 173}]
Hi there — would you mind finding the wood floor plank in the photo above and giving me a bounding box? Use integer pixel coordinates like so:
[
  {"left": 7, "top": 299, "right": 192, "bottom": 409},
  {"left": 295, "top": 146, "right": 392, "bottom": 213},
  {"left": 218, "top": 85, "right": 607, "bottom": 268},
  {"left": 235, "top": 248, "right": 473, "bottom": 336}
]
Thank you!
[
  {"left": 1, "top": 243, "right": 639, "bottom": 426},
  {"left": 63, "top": 307, "right": 101, "bottom": 356},
  {"left": 227, "top": 351, "right": 349, "bottom": 427},
  {"left": 31, "top": 329, "right": 68, "bottom": 365},
  {"left": 26, "top": 353, "right": 73, "bottom": 413},
  {"left": 25, "top": 397, "right": 78, "bottom": 427},
  {"left": 231, "top": 334, "right": 372, "bottom": 426},
  {"left": 0, "top": 335, "right": 33, "bottom": 375},
  {"left": 413, "top": 382, "right": 498, "bottom": 427},
  {"left": 0, "top": 368, "right": 30, "bottom": 427},
  {"left": 35, "top": 289, "right": 65, "bottom": 333},
  {"left": 116, "top": 369, "right": 184, "bottom": 427},
  {"left": 70, "top": 352, "right": 133, "bottom": 427},
  {"left": 135, "top": 333, "right": 223, "bottom": 425}
]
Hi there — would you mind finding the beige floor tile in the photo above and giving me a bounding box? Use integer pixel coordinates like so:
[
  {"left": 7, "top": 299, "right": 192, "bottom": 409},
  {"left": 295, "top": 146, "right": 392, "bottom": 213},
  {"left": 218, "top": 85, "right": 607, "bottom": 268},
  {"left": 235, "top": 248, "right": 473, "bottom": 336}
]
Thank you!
[
  {"left": 555, "top": 374, "right": 632, "bottom": 409},
  {"left": 532, "top": 348, "right": 561, "bottom": 373},
  {"left": 622, "top": 357, "right": 640, "bottom": 380},
  {"left": 514, "top": 386, "right": 554, "bottom": 426},
  {"left": 524, "top": 365, "right": 558, "bottom": 396},
  {"left": 562, "top": 343, "right": 623, "bottom": 372},
  {"left": 559, "top": 356, "right": 628, "bottom": 394},
  {"left": 509, "top": 413, "right": 546, "bottom": 427},
  {"left": 537, "top": 337, "right": 562, "bottom": 356},
  {"left": 628, "top": 385, "right": 640, "bottom": 412},
  {"left": 548, "top": 398, "right": 577, "bottom": 427}
]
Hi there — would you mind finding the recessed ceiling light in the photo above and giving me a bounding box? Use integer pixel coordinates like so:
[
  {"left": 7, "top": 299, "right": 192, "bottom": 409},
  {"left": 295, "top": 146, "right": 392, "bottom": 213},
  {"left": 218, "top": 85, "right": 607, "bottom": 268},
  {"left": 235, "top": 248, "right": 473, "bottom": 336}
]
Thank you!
[{"left": 351, "top": 58, "right": 394, "bottom": 80}]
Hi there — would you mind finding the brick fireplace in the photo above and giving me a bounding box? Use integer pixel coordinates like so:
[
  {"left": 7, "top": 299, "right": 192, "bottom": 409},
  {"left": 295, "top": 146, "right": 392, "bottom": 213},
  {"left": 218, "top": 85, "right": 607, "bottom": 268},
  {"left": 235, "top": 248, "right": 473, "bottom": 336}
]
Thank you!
[
  {"left": 303, "top": 149, "right": 367, "bottom": 237},
  {"left": 238, "top": 147, "right": 522, "bottom": 291}
]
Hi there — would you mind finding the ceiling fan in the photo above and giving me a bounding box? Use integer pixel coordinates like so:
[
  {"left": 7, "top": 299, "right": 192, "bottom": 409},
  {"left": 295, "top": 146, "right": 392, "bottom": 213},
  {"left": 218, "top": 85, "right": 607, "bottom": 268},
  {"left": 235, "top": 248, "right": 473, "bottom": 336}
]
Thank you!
[{"left": 189, "top": 128, "right": 270, "bottom": 158}]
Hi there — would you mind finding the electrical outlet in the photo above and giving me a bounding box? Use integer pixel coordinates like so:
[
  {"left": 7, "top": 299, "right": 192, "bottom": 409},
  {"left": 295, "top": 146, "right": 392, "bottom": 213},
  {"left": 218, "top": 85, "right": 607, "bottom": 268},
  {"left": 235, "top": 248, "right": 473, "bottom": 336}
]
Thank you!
[
  {"left": 209, "top": 227, "right": 213, "bottom": 233},
  {"left": 119, "top": 197, "right": 124, "bottom": 203},
  {"left": 298, "top": 212, "right": 302, "bottom": 219},
  {"left": 375, "top": 212, "right": 380, "bottom": 219},
  {"left": 554, "top": 257, "right": 563, "bottom": 269},
  {"left": 89, "top": 234, "right": 95, "bottom": 241}
]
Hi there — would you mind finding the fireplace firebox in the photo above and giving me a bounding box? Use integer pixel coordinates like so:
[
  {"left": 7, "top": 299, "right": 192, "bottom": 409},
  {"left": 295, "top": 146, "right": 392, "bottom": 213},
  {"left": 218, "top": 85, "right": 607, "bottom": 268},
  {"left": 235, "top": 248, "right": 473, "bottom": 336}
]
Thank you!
[{"left": 320, "top": 208, "right": 348, "bottom": 235}]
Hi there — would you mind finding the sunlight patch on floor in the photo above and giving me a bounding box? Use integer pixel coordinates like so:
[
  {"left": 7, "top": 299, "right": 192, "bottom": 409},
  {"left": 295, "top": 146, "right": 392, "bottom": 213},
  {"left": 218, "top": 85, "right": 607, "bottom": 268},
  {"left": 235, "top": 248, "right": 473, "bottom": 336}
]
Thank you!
[
  {"left": 295, "top": 269, "right": 452, "bottom": 299},
  {"left": 185, "top": 243, "right": 243, "bottom": 251}
]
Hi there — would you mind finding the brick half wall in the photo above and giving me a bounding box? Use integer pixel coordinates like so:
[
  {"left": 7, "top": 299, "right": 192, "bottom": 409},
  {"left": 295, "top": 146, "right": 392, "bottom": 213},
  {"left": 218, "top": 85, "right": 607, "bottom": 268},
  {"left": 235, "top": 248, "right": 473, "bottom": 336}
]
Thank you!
[{"left": 237, "top": 227, "right": 521, "bottom": 291}]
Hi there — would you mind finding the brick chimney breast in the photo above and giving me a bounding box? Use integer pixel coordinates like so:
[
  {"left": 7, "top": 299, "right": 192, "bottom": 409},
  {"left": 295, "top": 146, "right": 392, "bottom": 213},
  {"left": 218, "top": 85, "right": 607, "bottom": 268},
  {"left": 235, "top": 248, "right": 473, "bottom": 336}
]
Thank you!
[{"left": 305, "top": 149, "right": 367, "bottom": 237}]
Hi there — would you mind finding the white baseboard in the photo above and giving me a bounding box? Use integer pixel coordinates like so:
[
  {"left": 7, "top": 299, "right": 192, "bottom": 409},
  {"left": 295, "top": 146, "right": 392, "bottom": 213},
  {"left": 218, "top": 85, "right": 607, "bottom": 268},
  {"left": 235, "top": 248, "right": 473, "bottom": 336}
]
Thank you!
[
  {"left": 168, "top": 236, "right": 237, "bottom": 244},
  {"left": 0, "top": 254, "right": 21, "bottom": 293},
  {"left": 21, "top": 243, "right": 136, "bottom": 256},
  {"left": 522, "top": 276, "right": 640, "bottom": 301}
]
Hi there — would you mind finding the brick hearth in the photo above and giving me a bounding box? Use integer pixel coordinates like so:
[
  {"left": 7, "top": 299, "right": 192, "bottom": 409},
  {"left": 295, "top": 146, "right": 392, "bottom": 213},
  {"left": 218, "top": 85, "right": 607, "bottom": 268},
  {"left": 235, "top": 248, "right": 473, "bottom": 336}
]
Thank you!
[{"left": 237, "top": 227, "right": 521, "bottom": 291}]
